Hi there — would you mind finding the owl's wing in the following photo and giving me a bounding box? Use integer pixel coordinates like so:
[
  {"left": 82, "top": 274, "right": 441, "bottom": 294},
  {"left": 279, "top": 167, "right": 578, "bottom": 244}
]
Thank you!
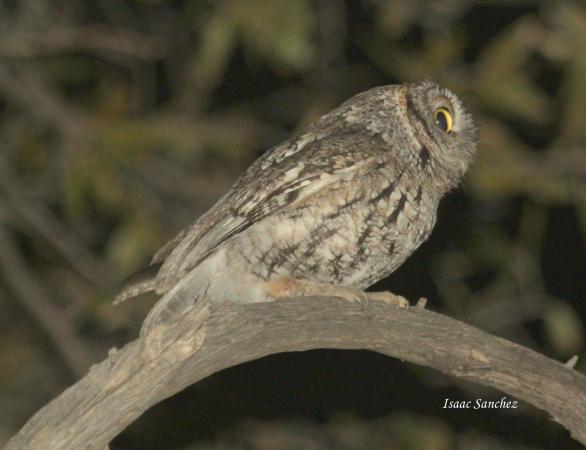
[
  {"left": 114, "top": 128, "right": 378, "bottom": 304},
  {"left": 154, "top": 128, "right": 377, "bottom": 293},
  {"left": 149, "top": 132, "right": 322, "bottom": 265}
]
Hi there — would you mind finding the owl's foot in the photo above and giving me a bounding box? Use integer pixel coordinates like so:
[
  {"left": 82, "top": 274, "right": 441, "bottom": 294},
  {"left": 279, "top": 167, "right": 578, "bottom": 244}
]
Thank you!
[
  {"left": 365, "top": 291, "right": 410, "bottom": 310},
  {"left": 265, "top": 278, "right": 409, "bottom": 311},
  {"left": 266, "top": 277, "right": 366, "bottom": 305}
]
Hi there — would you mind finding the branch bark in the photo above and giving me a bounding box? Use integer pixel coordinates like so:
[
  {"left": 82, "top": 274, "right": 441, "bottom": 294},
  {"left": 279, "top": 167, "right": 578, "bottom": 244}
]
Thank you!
[{"left": 4, "top": 296, "right": 586, "bottom": 450}]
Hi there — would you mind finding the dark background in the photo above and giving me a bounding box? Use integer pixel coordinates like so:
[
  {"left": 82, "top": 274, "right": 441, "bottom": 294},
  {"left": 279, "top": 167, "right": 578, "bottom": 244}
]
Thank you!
[{"left": 0, "top": 1, "right": 584, "bottom": 449}]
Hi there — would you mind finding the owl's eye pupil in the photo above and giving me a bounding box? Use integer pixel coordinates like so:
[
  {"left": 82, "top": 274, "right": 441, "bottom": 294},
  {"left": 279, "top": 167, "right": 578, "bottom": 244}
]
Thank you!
[{"left": 434, "top": 107, "right": 453, "bottom": 134}]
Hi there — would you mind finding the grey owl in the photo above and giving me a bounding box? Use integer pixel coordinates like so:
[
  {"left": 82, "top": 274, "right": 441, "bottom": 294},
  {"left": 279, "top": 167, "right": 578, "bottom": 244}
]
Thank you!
[{"left": 116, "top": 81, "right": 477, "bottom": 332}]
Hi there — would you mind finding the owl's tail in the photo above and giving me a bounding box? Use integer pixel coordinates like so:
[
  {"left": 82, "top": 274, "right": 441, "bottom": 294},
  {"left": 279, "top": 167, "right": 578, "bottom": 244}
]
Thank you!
[
  {"left": 113, "top": 263, "right": 162, "bottom": 305},
  {"left": 114, "top": 262, "right": 207, "bottom": 335},
  {"left": 139, "top": 268, "right": 209, "bottom": 336}
]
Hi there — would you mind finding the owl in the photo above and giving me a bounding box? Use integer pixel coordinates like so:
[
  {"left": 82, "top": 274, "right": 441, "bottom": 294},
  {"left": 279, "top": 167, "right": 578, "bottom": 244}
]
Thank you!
[{"left": 116, "top": 81, "right": 477, "bottom": 333}]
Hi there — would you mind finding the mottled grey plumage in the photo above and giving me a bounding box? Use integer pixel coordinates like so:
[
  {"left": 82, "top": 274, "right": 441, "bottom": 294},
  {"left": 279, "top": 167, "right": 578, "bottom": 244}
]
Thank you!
[{"left": 116, "top": 81, "right": 477, "bottom": 332}]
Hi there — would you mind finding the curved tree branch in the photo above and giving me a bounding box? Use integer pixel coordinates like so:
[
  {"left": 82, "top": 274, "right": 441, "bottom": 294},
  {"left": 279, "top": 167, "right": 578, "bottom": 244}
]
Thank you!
[{"left": 5, "top": 296, "right": 586, "bottom": 450}]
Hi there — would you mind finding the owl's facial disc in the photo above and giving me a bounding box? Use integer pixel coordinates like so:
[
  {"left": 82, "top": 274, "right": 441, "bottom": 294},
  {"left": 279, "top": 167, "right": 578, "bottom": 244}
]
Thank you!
[
  {"left": 406, "top": 81, "right": 477, "bottom": 189},
  {"left": 406, "top": 82, "right": 473, "bottom": 142}
]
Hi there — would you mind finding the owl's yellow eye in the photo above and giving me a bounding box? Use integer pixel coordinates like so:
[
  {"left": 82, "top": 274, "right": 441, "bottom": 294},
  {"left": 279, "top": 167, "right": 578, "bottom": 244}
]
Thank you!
[{"left": 434, "top": 107, "right": 453, "bottom": 134}]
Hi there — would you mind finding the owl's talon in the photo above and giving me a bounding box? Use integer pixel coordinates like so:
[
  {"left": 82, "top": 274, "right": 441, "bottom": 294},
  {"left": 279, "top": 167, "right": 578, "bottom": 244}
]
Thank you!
[
  {"left": 358, "top": 291, "right": 369, "bottom": 312},
  {"left": 334, "top": 289, "right": 369, "bottom": 312}
]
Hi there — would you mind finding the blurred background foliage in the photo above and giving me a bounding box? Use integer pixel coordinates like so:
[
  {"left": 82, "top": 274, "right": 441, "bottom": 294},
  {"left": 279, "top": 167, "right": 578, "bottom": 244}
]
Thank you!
[{"left": 0, "top": 0, "right": 584, "bottom": 449}]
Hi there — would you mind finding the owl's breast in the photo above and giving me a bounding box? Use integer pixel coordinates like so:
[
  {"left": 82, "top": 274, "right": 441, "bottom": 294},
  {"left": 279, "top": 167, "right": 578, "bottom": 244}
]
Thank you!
[
  {"left": 311, "top": 176, "right": 438, "bottom": 288},
  {"left": 226, "top": 168, "right": 439, "bottom": 291}
]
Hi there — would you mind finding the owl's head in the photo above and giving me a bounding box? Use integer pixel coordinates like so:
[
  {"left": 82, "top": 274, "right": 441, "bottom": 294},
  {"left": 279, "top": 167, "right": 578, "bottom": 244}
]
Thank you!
[
  {"left": 328, "top": 81, "right": 477, "bottom": 194},
  {"left": 403, "top": 81, "right": 477, "bottom": 191}
]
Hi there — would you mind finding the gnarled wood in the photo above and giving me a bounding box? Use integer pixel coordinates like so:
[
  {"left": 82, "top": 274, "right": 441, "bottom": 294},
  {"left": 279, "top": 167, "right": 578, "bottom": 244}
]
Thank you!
[{"left": 5, "top": 296, "right": 586, "bottom": 449}]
